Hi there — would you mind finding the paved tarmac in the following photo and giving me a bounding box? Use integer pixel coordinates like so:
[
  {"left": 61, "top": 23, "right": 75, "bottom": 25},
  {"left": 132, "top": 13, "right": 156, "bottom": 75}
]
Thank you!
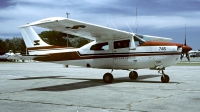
[
  {"left": 182, "top": 57, "right": 200, "bottom": 62},
  {"left": 0, "top": 62, "right": 200, "bottom": 112}
]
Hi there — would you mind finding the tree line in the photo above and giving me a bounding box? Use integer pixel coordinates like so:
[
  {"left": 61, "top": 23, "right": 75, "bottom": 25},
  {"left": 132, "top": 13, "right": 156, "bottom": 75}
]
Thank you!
[
  {"left": 0, "top": 31, "right": 90, "bottom": 54},
  {"left": 0, "top": 37, "right": 26, "bottom": 54}
]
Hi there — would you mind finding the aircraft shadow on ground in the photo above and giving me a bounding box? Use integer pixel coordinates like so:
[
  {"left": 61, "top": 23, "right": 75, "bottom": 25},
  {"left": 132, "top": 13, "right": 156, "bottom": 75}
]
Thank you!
[
  {"left": 11, "top": 76, "right": 65, "bottom": 80},
  {"left": 9, "top": 74, "right": 177, "bottom": 92}
]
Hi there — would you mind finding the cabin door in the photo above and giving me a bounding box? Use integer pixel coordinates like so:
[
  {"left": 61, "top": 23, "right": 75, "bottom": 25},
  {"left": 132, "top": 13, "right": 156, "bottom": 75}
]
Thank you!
[{"left": 113, "top": 39, "right": 135, "bottom": 66}]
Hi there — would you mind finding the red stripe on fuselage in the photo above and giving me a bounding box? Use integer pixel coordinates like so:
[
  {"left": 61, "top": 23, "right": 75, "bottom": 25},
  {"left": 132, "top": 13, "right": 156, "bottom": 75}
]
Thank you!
[
  {"left": 139, "top": 41, "right": 182, "bottom": 47},
  {"left": 140, "top": 41, "right": 192, "bottom": 52}
]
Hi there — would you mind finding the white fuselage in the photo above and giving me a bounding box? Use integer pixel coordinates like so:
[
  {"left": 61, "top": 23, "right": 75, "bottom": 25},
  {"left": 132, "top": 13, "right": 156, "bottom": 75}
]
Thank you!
[{"left": 33, "top": 40, "right": 181, "bottom": 70}]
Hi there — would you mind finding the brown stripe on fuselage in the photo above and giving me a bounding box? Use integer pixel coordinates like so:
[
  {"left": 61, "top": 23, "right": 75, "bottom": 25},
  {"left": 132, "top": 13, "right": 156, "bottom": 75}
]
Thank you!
[
  {"left": 34, "top": 51, "right": 80, "bottom": 61},
  {"left": 28, "top": 46, "right": 75, "bottom": 50},
  {"left": 139, "top": 41, "right": 183, "bottom": 47},
  {"left": 33, "top": 51, "right": 181, "bottom": 62}
]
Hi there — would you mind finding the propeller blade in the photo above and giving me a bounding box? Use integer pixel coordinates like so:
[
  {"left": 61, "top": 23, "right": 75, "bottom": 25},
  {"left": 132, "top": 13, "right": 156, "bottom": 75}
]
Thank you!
[
  {"left": 186, "top": 52, "right": 190, "bottom": 61},
  {"left": 184, "top": 24, "right": 187, "bottom": 45},
  {"left": 184, "top": 37, "right": 186, "bottom": 45},
  {"left": 180, "top": 53, "right": 184, "bottom": 60}
]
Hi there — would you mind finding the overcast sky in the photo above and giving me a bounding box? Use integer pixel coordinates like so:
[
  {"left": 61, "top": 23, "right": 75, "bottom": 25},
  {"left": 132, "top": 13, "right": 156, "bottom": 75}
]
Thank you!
[{"left": 0, "top": 0, "right": 200, "bottom": 50}]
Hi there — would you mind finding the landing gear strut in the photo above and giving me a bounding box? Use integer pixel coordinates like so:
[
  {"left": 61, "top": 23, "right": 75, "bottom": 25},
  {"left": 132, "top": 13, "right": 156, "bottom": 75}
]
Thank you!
[
  {"left": 129, "top": 71, "right": 138, "bottom": 80},
  {"left": 103, "top": 73, "right": 113, "bottom": 83},
  {"left": 159, "top": 69, "right": 170, "bottom": 83}
]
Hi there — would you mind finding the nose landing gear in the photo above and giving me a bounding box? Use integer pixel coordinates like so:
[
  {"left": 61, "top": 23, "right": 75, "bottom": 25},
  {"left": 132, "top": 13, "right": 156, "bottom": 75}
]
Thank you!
[{"left": 159, "top": 69, "right": 170, "bottom": 83}]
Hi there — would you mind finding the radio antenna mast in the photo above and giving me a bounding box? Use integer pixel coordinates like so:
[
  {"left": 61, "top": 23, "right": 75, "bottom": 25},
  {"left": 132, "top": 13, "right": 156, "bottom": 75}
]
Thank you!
[
  {"left": 135, "top": 7, "right": 138, "bottom": 33},
  {"left": 107, "top": 14, "right": 108, "bottom": 27}
]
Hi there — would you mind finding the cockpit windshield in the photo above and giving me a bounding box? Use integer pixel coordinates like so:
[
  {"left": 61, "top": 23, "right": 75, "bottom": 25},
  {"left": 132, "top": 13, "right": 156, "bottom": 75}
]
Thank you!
[
  {"left": 133, "top": 34, "right": 145, "bottom": 46},
  {"left": 135, "top": 34, "right": 152, "bottom": 41},
  {"left": 133, "top": 34, "right": 152, "bottom": 46}
]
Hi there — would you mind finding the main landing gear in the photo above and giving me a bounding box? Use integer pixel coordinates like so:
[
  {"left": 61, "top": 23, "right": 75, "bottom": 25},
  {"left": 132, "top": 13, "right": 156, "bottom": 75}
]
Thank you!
[
  {"left": 103, "top": 73, "right": 113, "bottom": 83},
  {"left": 129, "top": 71, "right": 138, "bottom": 80},
  {"left": 159, "top": 69, "right": 170, "bottom": 83},
  {"left": 103, "top": 70, "right": 139, "bottom": 83},
  {"left": 102, "top": 69, "right": 170, "bottom": 83}
]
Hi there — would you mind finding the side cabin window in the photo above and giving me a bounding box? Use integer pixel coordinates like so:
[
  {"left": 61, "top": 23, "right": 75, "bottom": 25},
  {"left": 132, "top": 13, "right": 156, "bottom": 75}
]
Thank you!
[
  {"left": 90, "top": 42, "right": 109, "bottom": 51},
  {"left": 114, "top": 39, "right": 130, "bottom": 49}
]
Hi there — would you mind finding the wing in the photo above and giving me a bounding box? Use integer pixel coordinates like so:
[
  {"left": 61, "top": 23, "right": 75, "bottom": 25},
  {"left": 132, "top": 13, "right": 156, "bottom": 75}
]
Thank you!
[{"left": 22, "top": 17, "right": 133, "bottom": 41}]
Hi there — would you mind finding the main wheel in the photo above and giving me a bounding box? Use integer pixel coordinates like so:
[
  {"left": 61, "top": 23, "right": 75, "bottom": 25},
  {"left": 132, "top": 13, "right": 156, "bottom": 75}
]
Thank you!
[
  {"left": 103, "top": 73, "right": 113, "bottom": 83},
  {"left": 129, "top": 71, "right": 138, "bottom": 80},
  {"left": 161, "top": 74, "right": 170, "bottom": 83}
]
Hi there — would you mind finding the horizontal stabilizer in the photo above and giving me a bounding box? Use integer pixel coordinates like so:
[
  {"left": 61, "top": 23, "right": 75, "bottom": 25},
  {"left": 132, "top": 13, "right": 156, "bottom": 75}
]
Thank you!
[{"left": 7, "top": 54, "right": 49, "bottom": 60}]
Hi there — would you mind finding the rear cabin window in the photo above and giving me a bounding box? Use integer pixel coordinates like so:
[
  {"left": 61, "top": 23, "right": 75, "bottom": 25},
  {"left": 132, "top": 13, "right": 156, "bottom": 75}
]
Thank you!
[
  {"left": 114, "top": 40, "right": 130, "bottom": 49},
  {"left": 90, "top": 42, "right": 109, "bottom": 51}
]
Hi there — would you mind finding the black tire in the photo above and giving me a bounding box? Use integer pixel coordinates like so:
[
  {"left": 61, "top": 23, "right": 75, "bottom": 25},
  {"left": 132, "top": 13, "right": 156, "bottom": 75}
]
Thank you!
[
  {"left": 161, "top": 74, "right": 170, "bottom": 83},
  {"left": 129, "top": 71, "right": 138, "bottom": 80},
  {"left": 103, "top": 73, "right": 113, "bottom": 83}
]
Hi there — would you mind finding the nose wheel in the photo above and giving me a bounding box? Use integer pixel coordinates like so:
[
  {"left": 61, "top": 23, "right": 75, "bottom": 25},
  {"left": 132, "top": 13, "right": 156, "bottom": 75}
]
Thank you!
[
  {"left": 161, "top": 74, "right": 170, "bottom": 83},
  {"left": 129, "top": 71, "right": 138, "bottom": 80},
  {"left": 159, "top": 70, "right": 170, "bottom": 83}
]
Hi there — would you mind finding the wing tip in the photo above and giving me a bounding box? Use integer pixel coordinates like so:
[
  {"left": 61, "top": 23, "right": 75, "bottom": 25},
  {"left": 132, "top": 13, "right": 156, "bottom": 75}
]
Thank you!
[{"left": 19, "top": 17, "right": 67, "bottom": 28}]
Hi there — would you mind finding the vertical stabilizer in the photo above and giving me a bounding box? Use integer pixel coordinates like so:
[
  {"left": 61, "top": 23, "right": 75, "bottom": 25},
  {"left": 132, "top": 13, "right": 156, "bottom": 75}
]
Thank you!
[
  {"left": 20, "top": 26, "right": 50, "bottom": 48},
  {"left": 20, "top": 26, "right": 50, "bottom": 55}
]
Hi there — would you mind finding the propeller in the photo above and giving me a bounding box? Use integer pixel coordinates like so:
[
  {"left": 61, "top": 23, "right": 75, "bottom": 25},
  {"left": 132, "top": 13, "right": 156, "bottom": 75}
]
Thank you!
[
  {"left": 180, "top": 24, "right": 192, "bottom": 61},
  {"left": 185, "top": 52, "right": 190, "bottom": 61}
]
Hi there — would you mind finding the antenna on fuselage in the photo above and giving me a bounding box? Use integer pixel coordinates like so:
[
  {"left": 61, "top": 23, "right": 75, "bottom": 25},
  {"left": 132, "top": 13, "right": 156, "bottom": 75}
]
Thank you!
[
  {"left": 135, "top": 7, "right": 138, "bottom": 33},
  {"left": 125, "top": 8, "right": 138, "bottom": 34},
  {"left": 66, "top": 12, "right": 70, "bottom": 18},
  {"left": 110, "top": 21, "right": 118, "bottom": 29},
  {"left": 107, "top": 14, "right": 108, "bottom": 27}
]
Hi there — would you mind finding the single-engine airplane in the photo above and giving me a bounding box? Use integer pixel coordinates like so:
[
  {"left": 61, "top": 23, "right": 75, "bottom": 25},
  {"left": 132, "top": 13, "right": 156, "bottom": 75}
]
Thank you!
[{"left": 8, "top": 17, "right": 192, "bottom": 83}]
